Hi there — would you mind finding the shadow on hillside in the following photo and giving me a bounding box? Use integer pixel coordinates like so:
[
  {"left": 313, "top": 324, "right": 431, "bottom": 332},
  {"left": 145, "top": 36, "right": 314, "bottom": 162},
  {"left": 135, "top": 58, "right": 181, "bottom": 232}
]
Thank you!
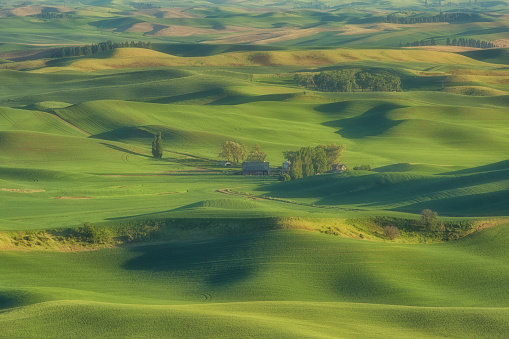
[
  {"left": 443, "top": 159, "right": 509, "bottom": 175},
  {"left": 318, "top": 103, "right": 403, "bottom": 138},
  {"left": 94, "top": 127, "right": 153, "bottom": 142},
  {"left": 0, "top": 290, "right": 48, "bottom": 310},
  {"left": 260, "top": 168, "right": 509, "bottom": 216},
  {"left": 122, "top": 234, "right": 260, "bottom": 286},
  {"left": 148, "top": 88, "right": 227, "bottom": 104},
  {"left": 394, "top": 190, "right": 509, "bottom": 217},
  {"left": 100, "top": 142, "right": 151, "bottom": 158},
  {"left": 209, "top": 93, "right": 298, "bottom": 105}
]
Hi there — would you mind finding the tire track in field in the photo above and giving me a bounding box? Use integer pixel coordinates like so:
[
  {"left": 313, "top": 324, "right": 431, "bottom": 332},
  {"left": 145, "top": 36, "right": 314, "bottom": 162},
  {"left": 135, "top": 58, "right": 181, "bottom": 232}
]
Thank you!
[
  {"left": 0, "top": 108, "right": 23, "bottom": 130},
  {"left": 34, "top": 110, "right": 77, "bottom": 136},
  {"left": 216, "top": 188, "right": 364, "bottom": 212},
  {"left": 49, "top": 110, "right": 91, "bottom": 136}
]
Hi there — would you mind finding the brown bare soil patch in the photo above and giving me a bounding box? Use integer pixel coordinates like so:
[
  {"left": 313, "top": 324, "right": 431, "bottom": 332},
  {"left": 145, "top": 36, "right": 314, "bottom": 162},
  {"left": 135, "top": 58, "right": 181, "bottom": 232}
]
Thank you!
[
  {"left": 120, "top": 7, "right": 201, "bottom": 19},
  {"left": 0, "top": 48, "right": 53, "bottom": 62},
  {"left": 492, "top": 39, "right": 509, "bottom": 47},
  {"left": 121, "top": 22, "right": 249, "bottom": 37},
  {"left": 336, "top": 22, "right": 446, "bottom": 36},
  {"left": 212, "top": 27, "right": 331, "bottom": 45},
  {"left": 0, "top": 59, "right": 47, "bottom": 70},
  {"left": 53, "top": 196, "right": 94, "bottom": 199},
  {"left": 123, "top": 22, "right": 159, "bottom": 33},
  {"left": 0, "top": 188, "right": 45, "bottom": 193},
  {"left": 0, "top": 5, "right": 72, "bottom": 17},
  {"left": 337, "top": 24, "right": 390, "bottom": 36},
  {"left": 152, "top": 25, "right": 248, "bottom": 37}
]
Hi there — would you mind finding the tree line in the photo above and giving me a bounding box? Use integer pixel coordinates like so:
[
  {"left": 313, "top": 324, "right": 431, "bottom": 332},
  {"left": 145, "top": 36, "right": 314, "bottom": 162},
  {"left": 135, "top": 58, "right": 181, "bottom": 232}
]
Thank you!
[
  {"left": 31, "top": 12, "right": 72, "bottom": 19},
  {"left": 401, "top": 37, "right": 499, "bottom": 48},
  {"left": 283, "top": 144, "right": 345, "bottom": 180},
  {"left": 294, "top": 70, "right": 402, "bottom": 92},
  {"left": 381, "top": 12, "right": 484, "bottom": 24},
  {"left": 131, "top": 2, "right": 161, "bottom": 9},
  {"left": 51, "top": 40, "right": 151, "bottom": 58}
]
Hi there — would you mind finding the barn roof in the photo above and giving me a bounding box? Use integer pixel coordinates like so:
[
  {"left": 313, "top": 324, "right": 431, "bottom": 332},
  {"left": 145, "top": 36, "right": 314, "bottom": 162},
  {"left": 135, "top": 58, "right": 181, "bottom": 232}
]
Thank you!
[{"left": 242, "top": 162, "right": 270, "bottom": 171}]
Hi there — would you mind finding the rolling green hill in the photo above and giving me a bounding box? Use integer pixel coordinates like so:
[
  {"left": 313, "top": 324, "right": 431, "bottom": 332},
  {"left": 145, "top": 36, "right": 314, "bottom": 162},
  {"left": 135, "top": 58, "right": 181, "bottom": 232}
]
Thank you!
[
  {"left": 1, "top": 2, "right": 509, "bottom": 337},
  {"left": 1, "top": 226, "right": 509, "bottom": 337}
]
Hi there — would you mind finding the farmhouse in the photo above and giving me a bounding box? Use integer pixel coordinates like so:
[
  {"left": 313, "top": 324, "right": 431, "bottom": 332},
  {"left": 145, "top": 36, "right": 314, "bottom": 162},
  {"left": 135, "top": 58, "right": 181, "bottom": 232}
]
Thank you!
[
  {"left": 327, "top": 163, "right": 347, "bottom": 173},
  {"left": 242, "top": 162, "right": 269, "bottom": 175}
]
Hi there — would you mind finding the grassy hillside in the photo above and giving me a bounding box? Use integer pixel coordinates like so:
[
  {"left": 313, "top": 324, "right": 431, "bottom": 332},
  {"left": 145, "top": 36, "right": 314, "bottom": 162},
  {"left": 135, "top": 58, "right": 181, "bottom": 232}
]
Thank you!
[
  {"left": 1, "top": 225, "right": 509, "bottom": 337},
  {"left": 254, "top": 162, "right": 509, "bottom": 216},
  {"left": 64, "top": 47, "right": 490, "bottom": 70},
  {"left": 1, "top": 1, "right": 509, "bottom": 337},
  {"left": 462, "top": 48, "right": 509, "bottom": 65},
  {"left": 1, "top": 57, "right": 509, "bottom": 229}
]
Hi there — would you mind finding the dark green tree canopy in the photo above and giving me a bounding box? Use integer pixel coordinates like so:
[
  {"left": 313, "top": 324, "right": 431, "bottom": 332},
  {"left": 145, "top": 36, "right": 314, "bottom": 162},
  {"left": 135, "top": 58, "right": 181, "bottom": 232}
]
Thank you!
[
  {"left": 284, "top": 144, "right": 345, "bottom": 179},
  {"left": 152, "top": 132, "right": 163, "bottom": 159}
]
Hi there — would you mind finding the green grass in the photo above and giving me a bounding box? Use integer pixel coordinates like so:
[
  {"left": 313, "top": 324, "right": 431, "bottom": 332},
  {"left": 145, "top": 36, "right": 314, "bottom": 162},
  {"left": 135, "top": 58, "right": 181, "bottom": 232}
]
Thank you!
[
  {"left": 1, "top": 2, "right": 509, "bottom": 337},
  {"left": 462, "top": 48, "right": 509, "bottom": 65},
  {"left": 1, "top": 68, "right": 509, "bottom": 229},
  {"left": 253, "top": 164, "right": 509, "bottom": 216},
  {"left": 2, "top": 226, "right": 509, "bottom": 337}
]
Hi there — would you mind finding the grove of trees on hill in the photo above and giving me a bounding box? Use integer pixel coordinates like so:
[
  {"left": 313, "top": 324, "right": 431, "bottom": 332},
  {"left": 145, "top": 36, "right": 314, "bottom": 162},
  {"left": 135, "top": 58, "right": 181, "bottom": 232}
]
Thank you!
[
  {"left": 284, "top": 144, "right": 345, "bottom": 179},
  {"left": 51, "top": 40, "right": 151, "bottom": 58},
  {"left": 381, "top": 12, "right": 485, "bottom": 24},
  {"left": 31, "top": 12, "right": 72, "bottom": 19},
  {"left": 401, "top": 37, "right": 499, "bottom": 48},
  {"left": 294, "top": 70, "right": 401, "bottom": 92}
]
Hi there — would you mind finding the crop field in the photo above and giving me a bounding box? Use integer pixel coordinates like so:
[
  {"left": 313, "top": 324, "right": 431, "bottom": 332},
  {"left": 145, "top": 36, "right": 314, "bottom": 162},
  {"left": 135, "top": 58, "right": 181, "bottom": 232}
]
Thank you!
[
  {"left": 2, "top": 227, "right": 509, "bottom": 337},
  {"left": 1, "top": 0, "right": 509, "bottom": 337}
]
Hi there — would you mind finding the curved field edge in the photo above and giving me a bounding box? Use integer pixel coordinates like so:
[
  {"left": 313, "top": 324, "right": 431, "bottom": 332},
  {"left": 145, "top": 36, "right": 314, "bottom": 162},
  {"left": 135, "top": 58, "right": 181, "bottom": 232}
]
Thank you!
[
  {"left": 16, "top": 47, "right": 495, "bottom": 72},
  {"left": 1, "top": 300, "right": 509, "bottom": 338},
  {"left": 1, "top": 216, "right": 506, "bottom": 251}
]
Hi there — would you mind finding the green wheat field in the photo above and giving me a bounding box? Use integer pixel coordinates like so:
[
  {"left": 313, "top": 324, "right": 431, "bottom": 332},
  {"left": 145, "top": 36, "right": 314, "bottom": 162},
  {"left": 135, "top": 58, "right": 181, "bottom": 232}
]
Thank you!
[{"left": 1, "top": 0, "right": 509, "bottom": 337}]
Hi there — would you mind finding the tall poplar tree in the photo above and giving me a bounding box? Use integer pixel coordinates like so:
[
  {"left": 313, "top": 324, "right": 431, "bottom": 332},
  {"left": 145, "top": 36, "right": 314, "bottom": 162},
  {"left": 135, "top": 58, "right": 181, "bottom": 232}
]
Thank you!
[{"left": 152, "top": 132, "right": 163, "bottom": 159}]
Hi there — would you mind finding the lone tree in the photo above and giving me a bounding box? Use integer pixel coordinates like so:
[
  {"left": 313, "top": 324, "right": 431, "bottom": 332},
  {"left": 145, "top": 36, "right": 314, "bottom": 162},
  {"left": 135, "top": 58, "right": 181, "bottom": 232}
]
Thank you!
[
  {"left": 220, "top": 141, "right": 247, "bottom": 163},
  {"left": 152, "top": 132, "right": 163, "bottom": 158},
  {"left": 420, "top": 209, "right": 438, "bottom": 231},
  {"left": 247, "top": 144, "right": 267, "bottom": 162}
]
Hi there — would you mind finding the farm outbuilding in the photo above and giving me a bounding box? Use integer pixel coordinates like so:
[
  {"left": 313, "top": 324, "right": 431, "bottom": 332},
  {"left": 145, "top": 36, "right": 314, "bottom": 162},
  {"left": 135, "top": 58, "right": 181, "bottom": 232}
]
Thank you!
[
  {"left": 327, "top": 163, "right": 347, "bottom": 173},
  {"left": 282, "top": 161, "right": 291, "bottom": 172},
  {"left": 242, "top": 162, "right": 270, "bottom": 175}
]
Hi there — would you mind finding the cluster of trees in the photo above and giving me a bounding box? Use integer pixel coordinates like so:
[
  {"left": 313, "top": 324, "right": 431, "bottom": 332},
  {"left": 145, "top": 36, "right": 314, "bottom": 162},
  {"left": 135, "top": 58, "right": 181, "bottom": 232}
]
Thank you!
[
  {"left": 31, "top": 12, "right": 72, "bottom": 19},
  {"left": 283, "top": 144, "right": 345, "bottom": 180},
  {"left": 219, "top": 141, "right": 267, "bottom": 163},
  {"left": 401, "top": 37, "right": 499, "bottom": 48},
  {"left": 446, "top": 37, "right": 499, "bottom": 48},
  {"left": 151, "top": 132, "right": 163, "bottom": 159},
  {"left": 294, "top": 70, "right": 401, "bottom": 92},
  {"left": 131, "top": 2, "right": 161, "bottom": 9},
  {"left": 353, "top": 165, "right": 371, "bottom": 171},
  {"left": 51, "top": 40, "right": 151, "bottom": 58},
  {"left": 382, "top": 12, "right": 483, "bottom": 24}
]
